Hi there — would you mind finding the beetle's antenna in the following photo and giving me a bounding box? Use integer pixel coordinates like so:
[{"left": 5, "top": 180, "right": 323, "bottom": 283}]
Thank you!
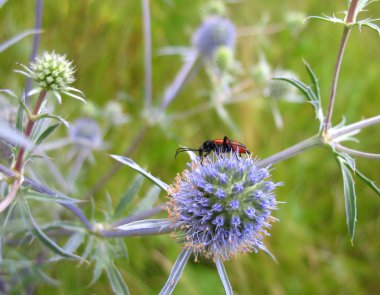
[{"left": 175, "top": 147, "right": 199, "bottom": 158}]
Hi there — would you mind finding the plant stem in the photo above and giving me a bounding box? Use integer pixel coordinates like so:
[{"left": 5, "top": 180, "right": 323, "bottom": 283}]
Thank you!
[
  {"left": 323, "top": 0, "right": 359, "bottom": 134},
  {"left": 330, "top": 114, "right": 380, "bottom": 139},
  {"left": 323, "top": 27, "right": 351, "bottom": 133},
  {"left": 0, "top": 179, "right": 21, "bottom": 213},
  {"left": 111, "top": 204, "right": 164, "bottom": 228},
  {"left": 334, "top": 144, "right": 380, "bottom": 160},
  {"left": 0, "top": 90, "right": 47, "bottom": 213},
  {"left": 100, "top": 225, "right": 171, "bottom": 238},
  {"left": 258, "top": 135, "right": 323, "bottom": 167},
  {"left": 346, "top": 0, "right": 359, "bottom": 24},
  {"left": 14, "top": 89, "right": 47, "bottom": 172},
  {"left": 142, "top": 0, "right": 152, "bottom": 111},
  {"left": 160, "top": 53, "right": 200, "bottom": 110}
]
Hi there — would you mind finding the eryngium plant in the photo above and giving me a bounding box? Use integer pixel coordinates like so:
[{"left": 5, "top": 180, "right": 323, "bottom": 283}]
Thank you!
[
  {"left": 16, "top": 51, "right": 84, "bottom": 103},
  {"left": 193, "top": 16, "right": 236, "bottom": 58},
  {"left": 167, "top": 152, "right": 279, "bottom": 261}
]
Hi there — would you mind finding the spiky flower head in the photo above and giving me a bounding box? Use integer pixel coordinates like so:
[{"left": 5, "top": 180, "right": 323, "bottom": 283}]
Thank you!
[
  {"left": 193, "top": 17, "right": 236, "bottom": 58},
  {"left": 167, "top": 152, "right": 279, "bottom": 261},
  {"left": 16, "top": 51, "right": 85, "bottom": 104}
]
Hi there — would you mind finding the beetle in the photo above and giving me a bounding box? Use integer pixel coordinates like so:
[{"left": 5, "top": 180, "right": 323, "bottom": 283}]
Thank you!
[{"left": 175, "top": 136, "right": 250, "bottom": 164}]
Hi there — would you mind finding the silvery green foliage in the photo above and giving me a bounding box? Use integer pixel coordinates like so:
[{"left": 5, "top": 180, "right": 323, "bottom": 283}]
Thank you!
[{"left": 167, "top": 152, "right": 279, "bottom": 261}]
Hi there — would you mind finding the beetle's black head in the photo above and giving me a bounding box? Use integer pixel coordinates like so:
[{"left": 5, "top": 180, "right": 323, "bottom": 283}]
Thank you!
[{"left": 199, "top": 140, "right": 216, "bottom": 156}]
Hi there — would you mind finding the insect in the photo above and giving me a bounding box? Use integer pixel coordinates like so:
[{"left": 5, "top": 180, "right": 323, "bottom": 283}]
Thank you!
[{"left": 175, "top": 136, "right": 250, "bottom": 164}]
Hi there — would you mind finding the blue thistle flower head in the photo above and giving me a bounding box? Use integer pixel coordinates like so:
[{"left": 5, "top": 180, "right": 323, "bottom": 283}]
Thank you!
[
  {"left": 69, "top": 118, "right": 102, "bottom": 148},
  {"left": 193, "top": 17, "right": 236, "bottom": 58},
  {"left": 167, "top": 152, "right": 280, "bottom": 261}
]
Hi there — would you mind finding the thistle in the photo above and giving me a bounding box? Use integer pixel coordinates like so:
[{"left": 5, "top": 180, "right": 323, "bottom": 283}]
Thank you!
[
  {"left": 16, "top": 51, "right": 85, "bottom": 103},
  {"left": 69, "top": 118, "right": 102, "bottom": 149},
  {"left": 193, "top": 16, "right": 236, "bottom": 58},
  {"left": 167, "top": 152, "right": 280, "bottom": 261}
]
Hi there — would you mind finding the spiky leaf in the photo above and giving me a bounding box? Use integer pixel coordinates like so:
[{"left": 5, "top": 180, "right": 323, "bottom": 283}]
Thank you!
[
  {"left": 337, "top": 156, "right": 357, "bottom": 244},
  {"left": 111, "top": 155, "right": 169, "bottom": 191}
]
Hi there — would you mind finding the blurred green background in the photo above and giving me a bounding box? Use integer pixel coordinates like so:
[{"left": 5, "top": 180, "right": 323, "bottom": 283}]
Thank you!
[{"left": 1, "top": 0, "right": 380, "bottom": 294}]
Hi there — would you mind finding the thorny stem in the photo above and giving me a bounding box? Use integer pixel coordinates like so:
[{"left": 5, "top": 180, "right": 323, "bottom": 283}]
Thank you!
[
  {"left": 323, "top": 0, "right": 359, "bottom": 134},
  {"left": 100, "top": 226, "right": 170, "bottom": 238},
  {"left": 14, "top": 90, "right": 47, "bottom": 172},
  {"left": 346, "top": 0, "right": 359, "bottom": 24},
  {"left": 259, "top": 113, "right": 380, "bottom": 167},
  {"left": 142, "top": 0, "right": 153, "bottom": 111},
  {"left": 258, "top": 135, "right": 323, "bottom": 167},
  {"left": 323, "top": 27, "right": 351, "bottom": 134},
  {"left": 0, "top": 179, "right": 21, "bottom": 213},
  {"left": 160, "top": 53, "right": 200, "bottom": 110},
  {"left": 330, "top": 115, "right": 380, "bottom": 139},
  {"left": 0, "top": 90, "right": 47, "bottom": 213},
  {"left": 334, "top": 144, "right": 380, "bottom": 160},
  {"left": 111, "top": 204, "right": 164, "bottom": 228}
]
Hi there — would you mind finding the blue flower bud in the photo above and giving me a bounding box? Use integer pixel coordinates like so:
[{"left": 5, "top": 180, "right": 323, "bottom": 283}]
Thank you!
[{"left": 193, "top": 17, "right": 236, "bottom": 58}]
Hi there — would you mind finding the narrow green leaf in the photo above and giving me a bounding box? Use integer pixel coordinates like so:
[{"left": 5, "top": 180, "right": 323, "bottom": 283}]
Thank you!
[
  {"left": 114, "top": 174, "right": 144, "bottom": 218},
  {"left": 159, "top": 248, "right": 192, "bottom": 295},
  {"left": 275, "top": 62, "right": 325, "bottom": 130},
  {"left": 116, "top": 218, "right": 171, "bottom": 233},
  {"left": 303, "top": 60, "right": 321, "bottom": 101},
  {"left": 0, "top": 29, "right": 42, "bottom": 53},
  {"left": 35, "top": 123, "right": 61, "bottom": 145},
  {"left": 111, "top": 155, "right": 169, "bottom": 191},
  {"left": 306, "top": 15, "right": 346, "bottom": 25},
  {"left": 89, "top": 259, "right": 104, "bottom": 287},
  {"left": 359, "top": 21, "right": 380, "bottom": 35},
  {"left": 81, "top": 236, "right": 95, "bottom": 267},
  {"left": 105, "top": 262, "right": 130, "bottom": 295},
  {"left": 20, "top": 200, "right": 80, "bottom": 259},
  {"left": 23, "top": 190, "right": 82, "bottom": 204},
  {"left": 273, "top": 77, "right": 316, "bottom": 102},
  {"left": 336, "top": 151, "right": 356, "bottom": 171},
  {"left": 36, "top": 114, "right": 69, "bottom": 128},
  {"left": 352, "top": 169, "right": 380, "bottom": 197},
  {"left": 338, "top": 157, "right": 357, "bottom": 244}
]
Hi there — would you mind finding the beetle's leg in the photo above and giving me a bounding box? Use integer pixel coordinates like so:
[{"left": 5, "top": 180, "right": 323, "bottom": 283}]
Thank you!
[{"left": 223, "top": 136, "right": 232, "bottom": 151}]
